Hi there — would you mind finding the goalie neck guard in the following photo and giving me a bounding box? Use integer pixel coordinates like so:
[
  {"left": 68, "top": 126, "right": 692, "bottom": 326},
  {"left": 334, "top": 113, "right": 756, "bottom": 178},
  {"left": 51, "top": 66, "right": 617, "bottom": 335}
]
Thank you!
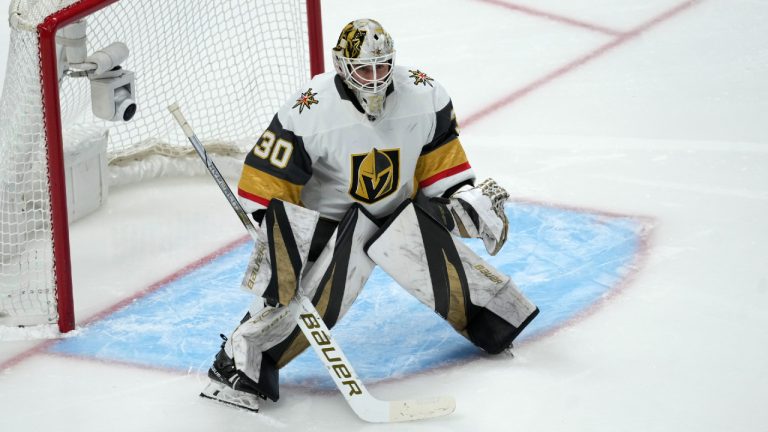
[{"left": 332, "top": 19, "right": 395, "bottom": 120}]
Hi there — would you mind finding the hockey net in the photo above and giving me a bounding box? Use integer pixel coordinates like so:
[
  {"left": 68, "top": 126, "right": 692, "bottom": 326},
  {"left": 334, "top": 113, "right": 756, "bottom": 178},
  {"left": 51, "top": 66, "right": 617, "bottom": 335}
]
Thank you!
[{"left": 0, "top": 0, "right": 322, "bottom": 334}]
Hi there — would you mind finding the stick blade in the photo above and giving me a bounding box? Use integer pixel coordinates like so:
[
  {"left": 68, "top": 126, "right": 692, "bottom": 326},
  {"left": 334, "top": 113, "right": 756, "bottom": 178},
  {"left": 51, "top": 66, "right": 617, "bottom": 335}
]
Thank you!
[
  {"left": 388, "top": 396, "right": 456, "bottom": 422},
  {"left": 353, "top": 395, "right": 456, "bottom": 423}
]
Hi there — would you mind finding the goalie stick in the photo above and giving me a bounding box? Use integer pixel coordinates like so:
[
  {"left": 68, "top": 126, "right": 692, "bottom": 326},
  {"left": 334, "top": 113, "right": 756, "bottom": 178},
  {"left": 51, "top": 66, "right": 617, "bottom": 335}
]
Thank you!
[{"left": 168, "top": 103, "right": 455, "bottom": 423}]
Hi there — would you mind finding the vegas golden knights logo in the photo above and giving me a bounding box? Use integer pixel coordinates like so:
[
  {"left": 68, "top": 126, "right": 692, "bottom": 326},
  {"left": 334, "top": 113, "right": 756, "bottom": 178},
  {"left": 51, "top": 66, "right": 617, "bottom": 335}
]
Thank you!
[{"left": 349, "top": 148, "right": 400, "bottom": 204}]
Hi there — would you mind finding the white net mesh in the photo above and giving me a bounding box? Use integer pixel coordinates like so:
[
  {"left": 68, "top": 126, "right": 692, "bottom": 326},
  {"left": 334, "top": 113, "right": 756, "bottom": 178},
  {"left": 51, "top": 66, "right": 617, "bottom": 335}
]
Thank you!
[
  {"left": 0, "top": 6, "right": 57, "bottom": 327},
  {"left": 0, "top": 0, "right": 311, "bottom": 328}
]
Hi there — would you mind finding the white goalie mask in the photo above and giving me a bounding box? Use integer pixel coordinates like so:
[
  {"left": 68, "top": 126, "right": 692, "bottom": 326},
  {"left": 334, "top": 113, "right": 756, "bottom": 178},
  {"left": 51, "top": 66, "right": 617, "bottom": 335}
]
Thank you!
[{"left": 332, "top": 19, "right": 395, "bottom": 119}]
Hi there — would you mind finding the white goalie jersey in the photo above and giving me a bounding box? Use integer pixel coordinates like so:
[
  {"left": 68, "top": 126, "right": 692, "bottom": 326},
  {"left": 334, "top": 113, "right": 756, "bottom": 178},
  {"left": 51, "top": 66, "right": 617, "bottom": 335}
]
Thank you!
[{"left": 237, "top": 66, "right": 475, "bottom": 221}]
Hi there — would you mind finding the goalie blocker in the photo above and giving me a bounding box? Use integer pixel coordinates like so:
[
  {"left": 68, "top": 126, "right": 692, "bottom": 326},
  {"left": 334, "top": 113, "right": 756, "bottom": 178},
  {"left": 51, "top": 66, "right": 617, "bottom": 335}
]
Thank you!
[{"left": 366, "top": 200, "right": 539, "bottom": 354}]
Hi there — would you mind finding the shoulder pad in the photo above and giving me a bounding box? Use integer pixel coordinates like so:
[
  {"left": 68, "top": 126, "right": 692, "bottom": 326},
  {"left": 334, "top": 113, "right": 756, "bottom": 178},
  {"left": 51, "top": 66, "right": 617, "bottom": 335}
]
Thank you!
[
  {"left": 394, "top": 66, "right": 451, "bottom": 110},
  {"left": 277, "top": 72, "right": 338, "bottom": 135}
]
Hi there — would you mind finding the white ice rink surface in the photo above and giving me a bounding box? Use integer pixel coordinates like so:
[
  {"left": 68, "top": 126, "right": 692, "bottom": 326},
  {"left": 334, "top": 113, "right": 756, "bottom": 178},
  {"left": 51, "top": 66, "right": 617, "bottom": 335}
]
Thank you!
[{"left": 2, "top": 1, "right": 768, "bottom": 431}]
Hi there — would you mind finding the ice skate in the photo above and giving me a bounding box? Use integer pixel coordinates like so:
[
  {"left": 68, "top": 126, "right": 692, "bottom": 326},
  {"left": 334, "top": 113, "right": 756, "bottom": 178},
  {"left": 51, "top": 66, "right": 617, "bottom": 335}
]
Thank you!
[{"left": 200, "top": 337, "right": 266, "bottom": 412}]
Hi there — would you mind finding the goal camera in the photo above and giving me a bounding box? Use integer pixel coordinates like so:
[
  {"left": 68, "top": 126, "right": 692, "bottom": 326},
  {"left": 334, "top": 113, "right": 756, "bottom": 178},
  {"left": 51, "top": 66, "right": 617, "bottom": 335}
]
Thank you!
[
  {"left": 57, "top": 20, "right": 137, "bottom": 122},
  {"left": 89, "top": 60, "right": 137, "bottom": 123}
]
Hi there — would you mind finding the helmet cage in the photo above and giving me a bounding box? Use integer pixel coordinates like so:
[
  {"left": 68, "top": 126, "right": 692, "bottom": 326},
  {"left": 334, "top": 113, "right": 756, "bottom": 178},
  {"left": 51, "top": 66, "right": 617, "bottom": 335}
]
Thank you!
[{"left": 334, "top": 51, "right": 396, "bottom": 95}]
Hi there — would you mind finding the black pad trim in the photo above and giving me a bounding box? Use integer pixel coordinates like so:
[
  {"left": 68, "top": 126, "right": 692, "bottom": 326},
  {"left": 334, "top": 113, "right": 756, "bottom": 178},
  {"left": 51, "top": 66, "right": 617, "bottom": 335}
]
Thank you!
[
  {"left": 467, "top": 307, "right": 540, "bottom": 354},
  {"left": 308, "top": 218, "right": 338, "bottom": 262},
  {"left": 363, "top": 199, "right": 414, "bottom": 253},
  {"left": 266, "top": 204, "right": 378, "bottom": 382},
  {"left": 311, "top": 205, "right": 359, "bottom": 327},
  {"left": 256, "top": 353, "right": 280, "bottom": 401},
  {"left": 412, "top": 202, "right": 474, "bottom": 322},
  {"left": 263, "top": 200, "right": 306, "bottom": 305}
]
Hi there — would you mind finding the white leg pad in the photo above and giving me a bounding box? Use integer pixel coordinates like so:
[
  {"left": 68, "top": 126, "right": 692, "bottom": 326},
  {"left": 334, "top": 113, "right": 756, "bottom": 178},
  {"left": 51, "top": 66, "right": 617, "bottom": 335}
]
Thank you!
[{"left": 365, "top": 201, "right": 538, "bottom": 353}]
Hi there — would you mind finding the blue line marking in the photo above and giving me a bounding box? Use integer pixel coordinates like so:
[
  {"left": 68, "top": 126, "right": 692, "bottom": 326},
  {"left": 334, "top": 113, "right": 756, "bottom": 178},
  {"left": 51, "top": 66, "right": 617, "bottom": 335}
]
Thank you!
[{"left": 50, "top": 202, "right": 645, "bottom": 389}]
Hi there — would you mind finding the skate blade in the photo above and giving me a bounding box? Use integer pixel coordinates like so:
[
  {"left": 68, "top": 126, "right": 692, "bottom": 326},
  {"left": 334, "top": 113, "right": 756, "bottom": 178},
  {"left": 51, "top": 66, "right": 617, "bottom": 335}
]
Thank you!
[{"left": 200, "top": 381, "right": 260, "bottom": 413}]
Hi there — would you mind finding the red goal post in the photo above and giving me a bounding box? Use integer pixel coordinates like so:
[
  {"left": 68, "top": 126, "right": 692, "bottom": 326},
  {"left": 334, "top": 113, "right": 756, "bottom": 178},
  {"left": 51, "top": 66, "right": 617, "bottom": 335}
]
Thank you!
[{"left": 0, "top": 0, "right": 324, "bottom": 334}]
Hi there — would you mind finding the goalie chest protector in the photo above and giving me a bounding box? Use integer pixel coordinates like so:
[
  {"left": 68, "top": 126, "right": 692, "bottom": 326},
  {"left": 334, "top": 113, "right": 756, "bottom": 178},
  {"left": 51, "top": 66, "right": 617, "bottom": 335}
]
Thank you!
[{"left": 238, "top": 66, "right": 474, "bottom": 221}]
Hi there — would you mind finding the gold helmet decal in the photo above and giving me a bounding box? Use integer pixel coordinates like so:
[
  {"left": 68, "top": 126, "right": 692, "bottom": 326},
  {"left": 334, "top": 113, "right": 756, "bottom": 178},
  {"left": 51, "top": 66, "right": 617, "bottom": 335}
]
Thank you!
[
  {"left": 334, "top": 22, "right": 367, "bottom": 58},
  {"left": 349, "top": 148, "right": 400, "bottom": 203}
]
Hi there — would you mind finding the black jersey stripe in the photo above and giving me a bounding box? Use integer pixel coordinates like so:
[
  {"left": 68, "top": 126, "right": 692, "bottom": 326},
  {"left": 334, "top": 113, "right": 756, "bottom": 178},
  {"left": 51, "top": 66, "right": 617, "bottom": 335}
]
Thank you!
[
  {"left": 243, "top": 114, "right": 312, "bottom": 185},
  {"left": 421, "top": 100, "right": 459, "bottom": 155}
]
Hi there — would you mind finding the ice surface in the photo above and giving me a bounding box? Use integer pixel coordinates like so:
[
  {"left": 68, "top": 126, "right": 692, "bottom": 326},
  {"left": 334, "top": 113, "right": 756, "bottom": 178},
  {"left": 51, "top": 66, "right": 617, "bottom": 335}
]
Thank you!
[{"left": 1, "top": 1, "right": 767, "bottom": 431}]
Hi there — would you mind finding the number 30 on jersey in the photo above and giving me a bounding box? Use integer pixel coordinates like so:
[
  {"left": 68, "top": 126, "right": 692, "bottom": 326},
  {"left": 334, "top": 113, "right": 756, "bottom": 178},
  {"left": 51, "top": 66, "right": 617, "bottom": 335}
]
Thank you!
[{"left": 253, "top": 130, "right": 293, "bottom": 168}]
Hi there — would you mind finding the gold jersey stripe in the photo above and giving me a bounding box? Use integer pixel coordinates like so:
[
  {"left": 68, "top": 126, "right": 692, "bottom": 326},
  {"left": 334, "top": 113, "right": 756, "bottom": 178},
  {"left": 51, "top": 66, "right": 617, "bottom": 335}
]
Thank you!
[
  {"left": 238, "top": 164, "right": 303, "bottom": 205},
  {"left": 415, "top": 138, "right": 469, "bottom": 186}
]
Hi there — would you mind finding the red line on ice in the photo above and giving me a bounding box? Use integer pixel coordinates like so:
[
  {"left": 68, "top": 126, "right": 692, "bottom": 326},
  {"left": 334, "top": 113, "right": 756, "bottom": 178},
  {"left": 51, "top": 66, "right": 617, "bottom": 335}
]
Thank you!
[
  {"left": 463, "top": 0, "right": 701, "bottom": 128},
  {"left": 476, "top": 0, "right": 624, "bottom": 36}
]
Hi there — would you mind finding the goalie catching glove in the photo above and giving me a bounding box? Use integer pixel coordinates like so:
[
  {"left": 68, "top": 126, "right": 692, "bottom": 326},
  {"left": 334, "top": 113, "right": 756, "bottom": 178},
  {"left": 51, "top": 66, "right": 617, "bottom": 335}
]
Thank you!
[{"left": 425, "top": 178, "right": 510, "bottom": 255}]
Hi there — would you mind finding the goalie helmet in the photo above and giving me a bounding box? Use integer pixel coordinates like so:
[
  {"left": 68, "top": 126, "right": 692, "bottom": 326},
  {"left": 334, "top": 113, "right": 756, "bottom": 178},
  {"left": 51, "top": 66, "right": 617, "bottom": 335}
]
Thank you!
[{"left": 332, "top": 19, "right": 395, "bottom": 119}]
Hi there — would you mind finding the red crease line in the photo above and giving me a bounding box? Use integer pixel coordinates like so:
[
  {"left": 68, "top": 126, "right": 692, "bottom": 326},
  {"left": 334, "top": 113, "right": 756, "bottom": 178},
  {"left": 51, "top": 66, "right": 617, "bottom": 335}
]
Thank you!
[{"left": 0, "top": 235, "right": 251, "bottom": 372}]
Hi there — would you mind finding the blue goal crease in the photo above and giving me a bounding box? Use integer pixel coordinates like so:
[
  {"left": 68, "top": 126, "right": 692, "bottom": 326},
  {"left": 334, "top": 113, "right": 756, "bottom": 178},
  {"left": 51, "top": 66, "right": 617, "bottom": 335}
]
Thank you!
[{"left": 49, "top": 202, "right": 647, "bottom": 388}]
